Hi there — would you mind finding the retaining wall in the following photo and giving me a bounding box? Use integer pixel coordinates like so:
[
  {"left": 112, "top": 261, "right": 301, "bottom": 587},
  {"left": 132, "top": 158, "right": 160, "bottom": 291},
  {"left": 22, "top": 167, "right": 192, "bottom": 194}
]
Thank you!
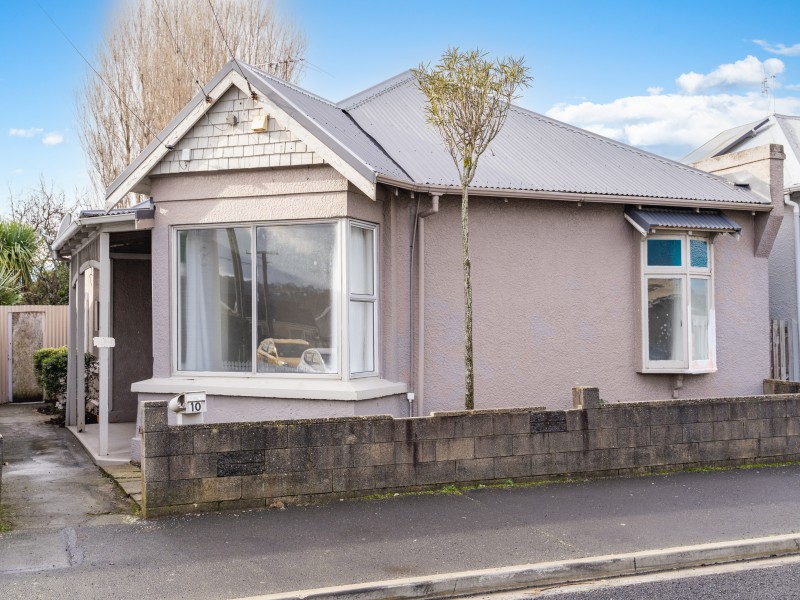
[{"left": 139, "top": 388, "right": 800, "bottom": 518}]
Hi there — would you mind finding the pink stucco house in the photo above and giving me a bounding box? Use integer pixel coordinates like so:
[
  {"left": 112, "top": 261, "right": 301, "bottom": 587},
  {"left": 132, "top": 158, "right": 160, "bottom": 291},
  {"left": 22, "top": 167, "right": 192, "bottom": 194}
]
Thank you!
[{"left": 52, "top": 61, "right": 784, "bottom": 462}]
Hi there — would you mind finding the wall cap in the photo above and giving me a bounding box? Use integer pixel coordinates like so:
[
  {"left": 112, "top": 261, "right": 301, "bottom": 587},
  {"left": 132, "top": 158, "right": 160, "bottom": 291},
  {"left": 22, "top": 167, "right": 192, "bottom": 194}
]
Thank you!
[{"left": 132, "top": 376, "right": 406, "bottom": 401}]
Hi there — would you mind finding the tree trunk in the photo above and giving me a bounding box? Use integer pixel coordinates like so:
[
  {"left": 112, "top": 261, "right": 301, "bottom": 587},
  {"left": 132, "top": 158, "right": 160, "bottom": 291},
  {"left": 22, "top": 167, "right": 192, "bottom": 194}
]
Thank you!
[{"left": 462, "top": 185, "right": 474, "bottom": 410}]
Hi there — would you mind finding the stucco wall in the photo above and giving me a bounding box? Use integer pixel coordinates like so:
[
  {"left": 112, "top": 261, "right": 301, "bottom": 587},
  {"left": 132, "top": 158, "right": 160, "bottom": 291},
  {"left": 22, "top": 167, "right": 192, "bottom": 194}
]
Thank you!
[
  {"left": 421, "top": 197, "right": 768, "bottom": 411},
  {"left": 769, "top": 202, "right": 799, "bottom": 322},
  {"left": 144, "top": 166, "right": 770, "bottom": 417}
]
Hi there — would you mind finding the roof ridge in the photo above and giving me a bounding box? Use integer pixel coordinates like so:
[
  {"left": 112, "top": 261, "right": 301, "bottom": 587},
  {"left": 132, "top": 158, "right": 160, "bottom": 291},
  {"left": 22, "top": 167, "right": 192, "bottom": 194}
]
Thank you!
[
  {"left": 339, "top": 71, "right": 416, "bottom": 110},
  {"left": 243, "top": 63, "right": 339, "bottom": 108},
  {"left": 509, "top": 104, "right": 748, "bottom": 191}
]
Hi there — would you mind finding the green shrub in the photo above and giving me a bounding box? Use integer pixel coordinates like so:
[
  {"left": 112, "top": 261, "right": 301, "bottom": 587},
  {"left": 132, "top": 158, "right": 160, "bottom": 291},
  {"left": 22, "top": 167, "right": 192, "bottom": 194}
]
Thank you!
[
  {"left": 33, "top": 347, "right": 99, "bottom": 425},
  {"left": 33, "top": 346, "right": 67, "bottom": 402}
]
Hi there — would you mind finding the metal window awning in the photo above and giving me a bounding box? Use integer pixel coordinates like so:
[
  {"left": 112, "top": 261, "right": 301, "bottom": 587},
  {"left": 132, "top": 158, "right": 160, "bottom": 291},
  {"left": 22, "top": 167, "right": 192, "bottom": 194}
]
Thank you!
[{"left": 624, "top": 206, "right": 742, "bottom": 238}]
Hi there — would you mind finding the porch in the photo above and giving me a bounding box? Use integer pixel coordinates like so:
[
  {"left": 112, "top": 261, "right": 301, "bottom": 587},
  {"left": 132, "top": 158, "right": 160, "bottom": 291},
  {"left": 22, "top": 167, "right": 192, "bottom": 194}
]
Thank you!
[{"left": 52, "top": 201, "right": 155, "bottom": 463}]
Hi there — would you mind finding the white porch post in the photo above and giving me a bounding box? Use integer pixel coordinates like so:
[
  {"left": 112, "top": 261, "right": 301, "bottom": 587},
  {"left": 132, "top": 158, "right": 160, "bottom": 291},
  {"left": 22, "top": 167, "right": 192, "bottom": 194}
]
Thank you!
[
  {"left": 65, "top": 261, "right": 77, "bottom": 427},
  {"left": 98, "top": 232, "right": 111, "bottom": 456},
  {"left": 76, "top": 270, "right": 86, "bottom": 432}
]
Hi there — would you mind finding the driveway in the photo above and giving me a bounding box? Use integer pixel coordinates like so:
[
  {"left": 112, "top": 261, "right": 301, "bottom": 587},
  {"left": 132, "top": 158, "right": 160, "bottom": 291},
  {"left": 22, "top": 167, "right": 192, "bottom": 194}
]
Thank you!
[{"left": 0, "top": 402, "right": 135, "bottom": 530}]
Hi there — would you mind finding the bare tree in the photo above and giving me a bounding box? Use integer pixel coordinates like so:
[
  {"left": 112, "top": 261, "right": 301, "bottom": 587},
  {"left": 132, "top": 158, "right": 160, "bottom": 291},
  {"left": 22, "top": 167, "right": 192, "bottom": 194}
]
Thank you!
[
  {"left": 78, "top": 0, "right": 306, "bottom": 198},
  {"left": 414, "top": 49, "right": 531, "bottom": 410}
]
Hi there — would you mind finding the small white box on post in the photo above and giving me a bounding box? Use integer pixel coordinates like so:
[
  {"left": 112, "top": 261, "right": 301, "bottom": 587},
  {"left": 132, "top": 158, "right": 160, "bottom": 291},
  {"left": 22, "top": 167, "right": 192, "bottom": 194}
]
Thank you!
[{"left": 168, "top": 391, "right": 207, "bottom": 425}]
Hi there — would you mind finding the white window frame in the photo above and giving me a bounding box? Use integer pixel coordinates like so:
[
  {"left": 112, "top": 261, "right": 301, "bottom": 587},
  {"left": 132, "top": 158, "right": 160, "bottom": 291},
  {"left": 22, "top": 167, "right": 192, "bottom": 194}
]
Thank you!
[
  {"left": 170, "top": 218, "right": 379, "bottom": 380},
  {"left": 640, "top": 232, "right": 716, "bottom": 374},
  {"left": 347, "top": 220, "right": 379, "bottom": 379}
]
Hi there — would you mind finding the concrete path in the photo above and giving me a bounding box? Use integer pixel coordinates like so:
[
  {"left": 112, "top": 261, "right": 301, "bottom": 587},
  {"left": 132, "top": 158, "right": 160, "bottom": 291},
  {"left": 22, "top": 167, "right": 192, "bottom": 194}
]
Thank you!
[{"left": 0, "top": 402, "right": 136, "bottom": 530}]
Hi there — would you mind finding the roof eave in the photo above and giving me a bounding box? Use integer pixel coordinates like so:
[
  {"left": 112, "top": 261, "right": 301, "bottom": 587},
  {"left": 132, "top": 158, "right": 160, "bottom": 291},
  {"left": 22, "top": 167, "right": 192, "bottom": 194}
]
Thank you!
[{"left": 375, "top": 175, "right": 773, "bottom": 211}]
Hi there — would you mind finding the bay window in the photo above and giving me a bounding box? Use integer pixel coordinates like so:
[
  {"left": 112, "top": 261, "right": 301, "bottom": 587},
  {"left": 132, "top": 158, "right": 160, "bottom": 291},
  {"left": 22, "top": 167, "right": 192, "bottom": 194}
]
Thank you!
[
  {"left": 642, "top": 233, "right": 715, "bottom": 373},
  {"left": 176, "top": 219, "right": 377, "bottom": 378}
]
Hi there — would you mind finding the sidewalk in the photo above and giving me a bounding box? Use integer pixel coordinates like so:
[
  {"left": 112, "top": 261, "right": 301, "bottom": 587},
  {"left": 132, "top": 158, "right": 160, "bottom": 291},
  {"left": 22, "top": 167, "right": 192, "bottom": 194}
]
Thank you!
[{"left": 2, "top": 453, "right": 800, "bottom": 599}]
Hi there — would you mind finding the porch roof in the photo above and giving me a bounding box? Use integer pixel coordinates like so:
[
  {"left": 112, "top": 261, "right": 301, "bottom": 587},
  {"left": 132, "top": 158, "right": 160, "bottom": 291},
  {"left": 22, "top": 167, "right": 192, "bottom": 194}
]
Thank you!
[{"left": 51, "top": 200, "right": 155, "bottom": 259}]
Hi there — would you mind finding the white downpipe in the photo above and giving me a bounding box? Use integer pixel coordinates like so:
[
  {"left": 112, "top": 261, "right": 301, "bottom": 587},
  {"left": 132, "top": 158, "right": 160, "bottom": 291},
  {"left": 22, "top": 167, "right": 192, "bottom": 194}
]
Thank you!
[
  {"left": 784, "top": 194, "right": 800, "bottom": 380},
  {"left": 416, "top": 195, "right": 440, "bottom": 417}
]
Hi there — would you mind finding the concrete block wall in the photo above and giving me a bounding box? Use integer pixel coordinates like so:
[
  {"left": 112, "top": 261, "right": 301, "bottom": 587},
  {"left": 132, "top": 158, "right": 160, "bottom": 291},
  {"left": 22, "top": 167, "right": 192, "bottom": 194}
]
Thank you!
[
  {"left": 151, "top": 86, "right": 324, "bottom": 176},
  {"left": 764, "top": 379, "right": 800, "bottom": 394},
  {"left": 140, "top": 391, "right": 800, "bottom": 518}
]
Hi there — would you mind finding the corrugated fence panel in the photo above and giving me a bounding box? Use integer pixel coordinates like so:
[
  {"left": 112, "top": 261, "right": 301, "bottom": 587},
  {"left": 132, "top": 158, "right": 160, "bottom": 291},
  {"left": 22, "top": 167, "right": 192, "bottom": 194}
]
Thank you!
[{"left": 0, "top": 305, "right": 70, "bottom": 403}]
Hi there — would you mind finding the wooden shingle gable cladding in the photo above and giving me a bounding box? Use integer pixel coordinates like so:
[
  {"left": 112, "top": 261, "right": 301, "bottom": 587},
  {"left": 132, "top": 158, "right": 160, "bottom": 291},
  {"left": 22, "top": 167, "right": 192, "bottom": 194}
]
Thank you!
[{"left": 150, "top": 86, "right": 324, "bottom": 177}]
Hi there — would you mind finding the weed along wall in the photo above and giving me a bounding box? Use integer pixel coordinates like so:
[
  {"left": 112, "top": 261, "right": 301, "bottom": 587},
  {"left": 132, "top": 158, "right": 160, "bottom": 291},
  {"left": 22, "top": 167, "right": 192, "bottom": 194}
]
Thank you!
[{"left": 139, "top": 387, "right": 800, "bottom": 518}]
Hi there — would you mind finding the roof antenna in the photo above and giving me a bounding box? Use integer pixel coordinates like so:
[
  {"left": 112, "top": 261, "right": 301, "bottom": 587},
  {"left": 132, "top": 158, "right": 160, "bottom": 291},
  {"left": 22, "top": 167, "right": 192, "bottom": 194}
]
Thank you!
[{"left": 762, "top": 73, "right": 776, "bottom": 116}]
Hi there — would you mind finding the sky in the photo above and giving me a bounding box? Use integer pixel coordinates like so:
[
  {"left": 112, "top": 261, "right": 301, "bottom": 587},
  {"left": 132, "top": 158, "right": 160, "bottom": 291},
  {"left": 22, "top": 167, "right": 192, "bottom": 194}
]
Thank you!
[{"left": 2, "top": 0, "right": 800, "bottom": 213}]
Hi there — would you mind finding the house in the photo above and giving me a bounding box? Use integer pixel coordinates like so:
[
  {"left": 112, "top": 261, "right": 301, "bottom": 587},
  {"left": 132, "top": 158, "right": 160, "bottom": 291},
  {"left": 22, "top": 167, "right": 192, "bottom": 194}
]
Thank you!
[
  {"left": 52, "top": 62, "right": 783, "bottom": 462},
  {"left": 685, "top": 115, "right": 797, "bottom": 377}
]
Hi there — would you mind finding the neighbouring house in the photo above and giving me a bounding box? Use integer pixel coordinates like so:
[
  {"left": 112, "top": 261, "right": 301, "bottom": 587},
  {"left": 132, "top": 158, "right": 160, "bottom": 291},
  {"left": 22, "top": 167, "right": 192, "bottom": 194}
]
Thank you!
[
  {"left": 685, "top": 115, "right": 798, "bottom": 378},
  {"left": 52, "top": 62, "right": 784, "bottom": 463}
]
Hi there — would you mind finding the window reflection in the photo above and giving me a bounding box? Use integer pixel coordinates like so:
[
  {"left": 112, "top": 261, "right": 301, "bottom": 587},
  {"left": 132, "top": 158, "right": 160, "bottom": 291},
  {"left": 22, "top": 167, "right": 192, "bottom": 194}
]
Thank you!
[{"left": 256, "top": 223, "right": 339, "bottom": 373}]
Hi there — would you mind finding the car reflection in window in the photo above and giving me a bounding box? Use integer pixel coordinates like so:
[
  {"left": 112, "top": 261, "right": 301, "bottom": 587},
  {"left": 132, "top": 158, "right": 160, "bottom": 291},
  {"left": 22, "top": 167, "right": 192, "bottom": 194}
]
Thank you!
[
  {"left": 297, "top": 348, "right": 334, "bottom": 374},
  {"left": 256, "top": 338, "right": 310, "bottom": 372}
]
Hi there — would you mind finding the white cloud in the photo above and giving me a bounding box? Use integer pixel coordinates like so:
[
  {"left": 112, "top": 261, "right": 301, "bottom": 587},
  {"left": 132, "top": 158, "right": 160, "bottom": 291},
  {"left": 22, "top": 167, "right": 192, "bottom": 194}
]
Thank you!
[
  {"left": 9, "top": 169, "right": 24, "bottom": 175},
  {"left": 754, "top": 39, "right": 800, "bottom": 56},
  {"left": 647, "top": 86, "right": 663, "bottom": 95},
  {"left": 42, "top": 132, "right": 65, "bottom": 146},
  {"left": 676, "top": 55, "right": 784, "bottom": 94},
  {"left": 546, "top": 91, "right": 800, "bottom": 157},
  {"left": 9, "top": 127, "right": 43, "bottom": 138}
]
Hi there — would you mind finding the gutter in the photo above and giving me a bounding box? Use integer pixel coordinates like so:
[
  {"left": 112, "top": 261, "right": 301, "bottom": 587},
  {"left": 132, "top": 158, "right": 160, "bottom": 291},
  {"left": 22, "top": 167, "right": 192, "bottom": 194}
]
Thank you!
[
  {"left": 784, "top": 193, "right": 800, "bottom": 380},
  {"left": 375, "top": 175, "right": 773, "bottom": 212}
]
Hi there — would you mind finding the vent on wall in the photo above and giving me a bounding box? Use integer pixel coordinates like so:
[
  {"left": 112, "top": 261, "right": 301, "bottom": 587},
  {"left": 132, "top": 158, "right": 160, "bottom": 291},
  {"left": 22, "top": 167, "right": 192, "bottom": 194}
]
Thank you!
[{"left": 251, "top": 114, "right": 269, "bottom": 132}]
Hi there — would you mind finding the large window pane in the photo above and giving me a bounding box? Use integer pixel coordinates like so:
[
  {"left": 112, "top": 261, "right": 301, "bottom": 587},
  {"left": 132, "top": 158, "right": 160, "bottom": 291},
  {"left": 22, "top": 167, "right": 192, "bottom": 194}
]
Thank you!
[
  {"left": 648, "top": 278, "right": 684, "bottom": 362},
  {"left": 647, "top": 239, "right": 682, "bottom": 267},
  {"left": 350, "top": 225, "right": 374, "bottom": 295},
  {"left": 349, "top": 301, "right": 374, "bottom": 373},
  {"left": 691, "top": 278, "right": 710, "bottom": 361},
  {"left": 256, "top": 223, "right": 339, "bottom": 374},
  {"left": 178, "top": 228, "right": 252, "bottom": 372}
]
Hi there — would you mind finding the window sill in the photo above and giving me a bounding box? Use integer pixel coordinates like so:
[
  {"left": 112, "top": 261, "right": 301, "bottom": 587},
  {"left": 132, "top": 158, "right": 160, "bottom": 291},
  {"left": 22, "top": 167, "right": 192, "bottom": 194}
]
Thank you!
[
  {"left": 131, "top": 376, "right": 407, "bottom": 401},
  {"left": 639, "top": 368, "right": 717, "bottom": 375}
]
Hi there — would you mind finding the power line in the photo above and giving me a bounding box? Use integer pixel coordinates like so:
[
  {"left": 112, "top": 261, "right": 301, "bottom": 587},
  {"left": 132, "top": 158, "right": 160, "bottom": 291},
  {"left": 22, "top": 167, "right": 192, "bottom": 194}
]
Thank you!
[
  {"left": 152, "top": 0, "right": 233, "bottom": 135},
  {"left": 206, "top": 0, "right": 257, "bottom": 100},
  {"left": 35, "top": 0, "right": 169, "bottom": 150},
  {"left": 152, "top": 0, "right": 211, "bottom": 103}
]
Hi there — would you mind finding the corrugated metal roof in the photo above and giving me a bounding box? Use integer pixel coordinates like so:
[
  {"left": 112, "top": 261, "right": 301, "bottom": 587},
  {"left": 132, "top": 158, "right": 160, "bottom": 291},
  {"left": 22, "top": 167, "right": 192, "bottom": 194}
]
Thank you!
[
  {"left": 341, "top": 72, "right": 768, "bottom": 204},
  {"left": 625, "top": 206, "right": 742, "bottom": 233},
  {"left": 682, "top": 114, "right": 800, "bottom": 190},
  {"left": 243, "top": 65, "right": 412, "bottom": 184},
  {"left": 106, "top": 62, "right": 772, "bottom": 207},
  {"left": 681, "top": 118, "right": 769, "bottom": 165},
  {"left": 81, "top": 199, "right": 155, "bottom": 219}
]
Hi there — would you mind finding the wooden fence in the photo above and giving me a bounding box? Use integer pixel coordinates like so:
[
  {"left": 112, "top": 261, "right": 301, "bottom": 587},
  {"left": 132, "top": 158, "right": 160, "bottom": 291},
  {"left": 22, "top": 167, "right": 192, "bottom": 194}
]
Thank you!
[
  {"left": 771, "top": 319, "right": 799, "bottom": 381},
  {"left": 0, "top": 305, "right": 69, "bottom": 403}
]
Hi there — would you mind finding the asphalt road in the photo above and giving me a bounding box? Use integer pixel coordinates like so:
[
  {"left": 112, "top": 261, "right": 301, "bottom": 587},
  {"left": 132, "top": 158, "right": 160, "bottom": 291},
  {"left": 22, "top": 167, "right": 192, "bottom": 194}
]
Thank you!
[{"left": 513, "top": 556, "right": 800, "bottom": 599}]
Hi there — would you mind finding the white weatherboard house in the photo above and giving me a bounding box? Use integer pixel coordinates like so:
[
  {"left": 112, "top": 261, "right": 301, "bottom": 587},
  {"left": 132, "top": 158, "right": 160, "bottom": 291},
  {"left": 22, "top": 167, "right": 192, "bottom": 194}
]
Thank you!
[
  {"left": 685, "top": 116, "right": 798, "bottom": 378},
  {"left": 53, "top": 62, "right": 783, "bottom": 463}
]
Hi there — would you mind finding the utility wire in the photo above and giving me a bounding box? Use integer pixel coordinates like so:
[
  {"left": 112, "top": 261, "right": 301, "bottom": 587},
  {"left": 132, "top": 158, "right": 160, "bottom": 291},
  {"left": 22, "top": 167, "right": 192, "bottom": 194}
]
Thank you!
[
  {"left": 35, "top": 0, "right": 169, "bottom": 150},
  {"left": 153, "top": 0, "right": 211, "bottom": 103},
  {"left": 152, "top": 0, "right": 232, "bottom": 134},
  {"left": 206, "top": 0, "right": 257, "bottom": 99}
]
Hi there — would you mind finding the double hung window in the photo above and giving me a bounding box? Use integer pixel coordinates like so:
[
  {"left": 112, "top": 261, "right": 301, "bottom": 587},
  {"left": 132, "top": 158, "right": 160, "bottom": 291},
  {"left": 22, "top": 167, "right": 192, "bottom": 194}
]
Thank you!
[
  {"left": 176, "top": 219, "right": 377, "bottom": 378},
  {"left": 642, "top": 233, "right": 715, "bottom": 372}
]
